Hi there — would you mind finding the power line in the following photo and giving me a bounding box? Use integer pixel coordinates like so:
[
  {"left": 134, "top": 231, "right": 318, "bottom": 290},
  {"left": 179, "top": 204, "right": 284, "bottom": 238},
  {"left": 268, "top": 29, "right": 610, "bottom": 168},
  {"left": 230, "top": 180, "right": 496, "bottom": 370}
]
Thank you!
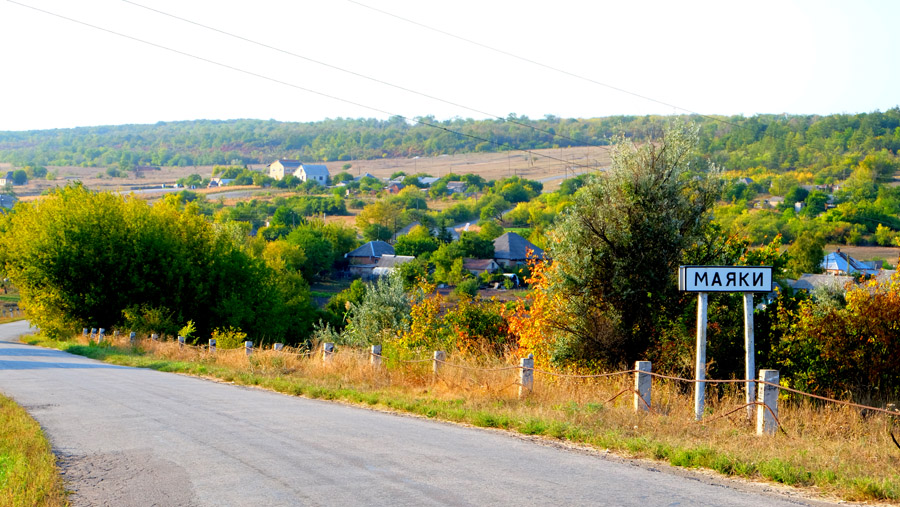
[
  {"left": 347, "top": 0, "right": 744, "bottom": 131},
  {"left": 7, "top": 0, "right": 596, "bottom": 171},
  {"left": 120, "top": 0, "right": 606, "bottom": 152}
]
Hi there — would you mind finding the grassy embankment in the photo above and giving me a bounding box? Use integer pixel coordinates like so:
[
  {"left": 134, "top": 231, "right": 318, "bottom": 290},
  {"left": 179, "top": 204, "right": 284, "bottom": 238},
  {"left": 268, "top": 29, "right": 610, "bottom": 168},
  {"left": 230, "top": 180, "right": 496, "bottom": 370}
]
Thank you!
[
  {"left": 0, "top": 393, "right": 67, "bottom": 506},
  {"left": 24, "top": 333, "right": 900, "bottom": 504}
]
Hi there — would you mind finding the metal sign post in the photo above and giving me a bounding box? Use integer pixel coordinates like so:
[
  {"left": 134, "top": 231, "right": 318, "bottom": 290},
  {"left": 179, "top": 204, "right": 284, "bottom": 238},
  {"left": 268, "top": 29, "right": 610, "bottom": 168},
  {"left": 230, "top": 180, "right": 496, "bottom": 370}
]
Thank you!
[{"left": 679, "top": 266, "right": 773, "bottom": 422}]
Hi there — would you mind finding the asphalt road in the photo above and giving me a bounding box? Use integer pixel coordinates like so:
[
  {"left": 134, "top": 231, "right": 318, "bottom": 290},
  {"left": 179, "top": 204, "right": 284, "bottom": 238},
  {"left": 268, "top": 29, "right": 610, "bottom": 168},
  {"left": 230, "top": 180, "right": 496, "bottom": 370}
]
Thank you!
[{"left": 0, "top": 321, "right": 821, "bottom": 506}]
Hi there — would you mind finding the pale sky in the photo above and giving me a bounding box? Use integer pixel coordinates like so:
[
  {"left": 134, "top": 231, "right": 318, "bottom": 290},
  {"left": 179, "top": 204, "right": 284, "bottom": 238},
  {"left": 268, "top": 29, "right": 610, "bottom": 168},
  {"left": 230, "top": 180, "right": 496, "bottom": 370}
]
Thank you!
[{"left": 1, "top": 0, "right": 898, "bottom": 131}]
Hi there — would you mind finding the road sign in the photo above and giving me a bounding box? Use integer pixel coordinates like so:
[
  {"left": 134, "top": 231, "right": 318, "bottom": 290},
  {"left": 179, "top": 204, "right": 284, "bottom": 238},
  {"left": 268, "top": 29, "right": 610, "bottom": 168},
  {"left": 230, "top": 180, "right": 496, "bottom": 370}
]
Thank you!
[{"left": 678, "top": 265, "right": 773, "bottom": 293}]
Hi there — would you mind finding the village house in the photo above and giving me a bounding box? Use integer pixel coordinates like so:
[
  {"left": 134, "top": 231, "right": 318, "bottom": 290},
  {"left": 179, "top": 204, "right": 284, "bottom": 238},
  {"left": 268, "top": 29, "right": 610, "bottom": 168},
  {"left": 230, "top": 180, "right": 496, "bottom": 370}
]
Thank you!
[
  {"left": 371, "top": 254, "right": 415, "bottom": 278},
  {"left": 446, "top": 181, "right": 467, "bottom": 194},
  {"left": 821, "top": 249, "right": 880, "bottom": 276},
  {"left": 385, "top": 182, "right": 406, "bottom": 194},
  {"left": 267, "top": 159, "right": 302, "bottom": 180},
  {"left": 0, "top": 172, "right": 12, "bottom": 187},
  {"left": 297, "top": 164, "right": 330, "bottom": 185},
  {"left": 493, "top": 232, "right": 544, "bottom": 268},
  {"left": 463, "top": 258, "right": 500, "bottom": 277},
  {"left": 345, "top": 241, "right": 395, "bottom": 277}
]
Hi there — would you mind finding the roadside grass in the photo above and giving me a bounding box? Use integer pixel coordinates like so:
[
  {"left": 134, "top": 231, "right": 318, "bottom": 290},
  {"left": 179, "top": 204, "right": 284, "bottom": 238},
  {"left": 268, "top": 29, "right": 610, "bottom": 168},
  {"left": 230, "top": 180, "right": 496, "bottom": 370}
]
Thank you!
[
  {"left": 26, "top": 334, "right": 900, "bottom": 504},
  {"left": 0, "top": 393, "right": 68, "bottom": 506}
]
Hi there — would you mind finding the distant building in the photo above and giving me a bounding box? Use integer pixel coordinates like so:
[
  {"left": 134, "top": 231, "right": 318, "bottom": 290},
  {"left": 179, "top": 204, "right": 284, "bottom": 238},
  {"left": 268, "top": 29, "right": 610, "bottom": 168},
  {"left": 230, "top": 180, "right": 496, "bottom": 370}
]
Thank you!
[
  {"left": 371, "top": 254, "right": 415, "bottom": 278},
  {"left": 463, "top": 258, "right": 500, "bottom": 276},
  {"left": 446, "top": 181, "right": 467, "bottom": 194},
  {"left": 821, "top": 249, "right": 880, "bottom": 276},
  {"left": 385, "top": 182, "right": 406, "bottom": 194},
  {"left": 297, "top": 164, "right": 330, "bottom": 185},
  {"left": 268, "top": 159, "right": 302, "bottom": 180},
  {"left": 345, "top": 241, "right": 395, "bottom": 277},
  {"left": 493, "top": 232, "right": 544, "bottom": 268},
  {"left": 0, "top": 172, "right": 12, "bottom": 187}
]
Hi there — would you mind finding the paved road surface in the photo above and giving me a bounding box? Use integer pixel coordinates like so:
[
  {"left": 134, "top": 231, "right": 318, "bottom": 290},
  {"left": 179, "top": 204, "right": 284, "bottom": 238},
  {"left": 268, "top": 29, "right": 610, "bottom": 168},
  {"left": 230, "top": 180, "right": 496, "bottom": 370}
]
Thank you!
[{"left": 0, "top": 321, "right": 820, "bottom": 506}]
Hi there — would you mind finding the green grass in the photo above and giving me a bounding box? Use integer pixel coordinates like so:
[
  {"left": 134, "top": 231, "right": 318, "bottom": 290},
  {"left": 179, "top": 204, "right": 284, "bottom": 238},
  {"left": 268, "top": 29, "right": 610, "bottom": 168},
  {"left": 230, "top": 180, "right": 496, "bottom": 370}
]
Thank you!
[
  {"left": 24, "top": 335, "right": 900, "bottom": 504},
  {"left": 0, "top": 393, "right": 67, "bottom": 506}
]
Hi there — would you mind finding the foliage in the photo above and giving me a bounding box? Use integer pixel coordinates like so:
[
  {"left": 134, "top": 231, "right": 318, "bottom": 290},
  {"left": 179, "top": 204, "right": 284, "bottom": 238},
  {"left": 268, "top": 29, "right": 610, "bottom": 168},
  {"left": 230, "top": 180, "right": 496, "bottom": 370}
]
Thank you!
[
  {"left": 211, "top": 326, "right": 248, "bottom": 350},
  {"left": 341, "top": 272, "right": 412, "bottom": 346},
  {"left": 545, "top": 124, "right": 722, "bottom": 367},
  {"left": 0, "top": 184, "right": 313, "bottom": 343},
  {"left": 324, "top": 279, "right": 367, "bottom": 326},
  {"left": 775, "top": 274, "right": 900, "bottom": 398}
]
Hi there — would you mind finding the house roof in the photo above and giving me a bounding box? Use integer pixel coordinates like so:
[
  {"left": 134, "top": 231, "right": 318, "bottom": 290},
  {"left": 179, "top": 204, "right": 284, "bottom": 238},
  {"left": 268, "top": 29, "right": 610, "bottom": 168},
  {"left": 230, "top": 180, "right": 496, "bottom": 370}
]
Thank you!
[
  {"left": 374, "top": 254, "right": 415, "bottom": 268},
  {"left": 419, "top": 177, "right": 439, "bottom": 186},
  {"left": 493, "top": 232, "right": 543, "bottom": 260},
  {"left": 463, "top": 258, "right": 498, "bottom": 271},
  {"left": 345, "top": 241, "right": 395, "bottom": 258},
  {"left": 821, "top": 250, "right": 876, "bottom": 274},
  {"left": 446, "top": 181, "right": 467, "bottom": 192},
  {"left": 272, "top": 159, "right": 302, "bottom": 169},
  {"left": 299, "top": 164, "right": 330, "bottom": 178},
  {"left": 355, "top": 172, "right": 377, "bottom": 181},
  {"left": 791, "top": 274, "right": 855, "bottom": 292}
]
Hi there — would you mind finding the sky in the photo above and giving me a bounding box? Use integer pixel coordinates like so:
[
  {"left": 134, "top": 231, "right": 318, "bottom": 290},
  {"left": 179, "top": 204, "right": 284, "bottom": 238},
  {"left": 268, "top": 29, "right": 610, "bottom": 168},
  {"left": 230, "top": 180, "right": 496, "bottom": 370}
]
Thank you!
[{"left": 1, "top": 0, "right": 898, "bottom": 131}]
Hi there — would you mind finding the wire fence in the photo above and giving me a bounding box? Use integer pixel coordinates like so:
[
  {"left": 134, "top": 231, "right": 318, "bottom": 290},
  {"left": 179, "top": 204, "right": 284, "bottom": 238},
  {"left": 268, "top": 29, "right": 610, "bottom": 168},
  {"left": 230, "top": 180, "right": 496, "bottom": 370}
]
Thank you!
[{"left": 95, "top": 332, "right": 900, "bottom": 425}]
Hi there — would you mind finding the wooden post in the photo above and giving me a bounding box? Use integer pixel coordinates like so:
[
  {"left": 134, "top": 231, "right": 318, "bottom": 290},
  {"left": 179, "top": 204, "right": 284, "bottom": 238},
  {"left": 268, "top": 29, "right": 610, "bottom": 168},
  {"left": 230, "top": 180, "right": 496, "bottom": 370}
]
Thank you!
[
  {"left": 370, "top": 344, "right": 382, "bottom": 367},
  {"left": 245, "top": 341, "right": 253, "bottom": 356},
  {"left": 322, "top": 342, "right": 335, "bottom": 361},
  {"left": 273, "top": 343, "right": 284, "bottom": 351},
  {"left": 756, "top": 369, "right": 780, "bottom": 435},
  {"left": 518, "top": 354, "right": 534, "bottom": 398},
  {"left": 209, "top": 338, "right": 216, "bottom": 352},
  {"left": 743, "top": 292, "right": 756, "bottom": 420},
  {"left": 694, "top": 292, "right": 708, "bottom": 421},
  {"left": 634, "top": 361, "right": 652, "bottom": 412},
  {"left": 432, "top": 350, "right": 446, "bottom": 377}
]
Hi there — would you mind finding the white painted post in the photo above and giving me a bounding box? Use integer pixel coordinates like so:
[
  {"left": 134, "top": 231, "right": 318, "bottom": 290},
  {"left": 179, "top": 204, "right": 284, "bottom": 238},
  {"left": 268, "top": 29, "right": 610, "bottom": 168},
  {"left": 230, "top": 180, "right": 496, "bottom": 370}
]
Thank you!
[
  {"left": 694, "top": 292, "right": 708, "bottom": 421},
  {"left": 743, "top": 292, "right": 755, "bottom": 420},
  {"left": 97, "top": 328, "right": 105, "bottom": 343},
  {"left": 178, "top": 336, "right": 185, "bottom": 348},
  {"left": 90, "top": 328, "right": 97, "bottom": 340},
  {"left": 209, "top": 338, "right": 216, "bottom": 352},
  {"left": 82, "top": 327, "right": 88, "bottom": 337},
  {"left": 151, "top": 333, "right": 159, "bottom": 341},
  {"left": 432, "top": 350, "right": 446, "bottom": 377},
  {"left": 322, "top": 342, "right": 335, "bottom": 361},
  {"left": 634, "top": 361, "right": 652, "bottom": 412},
  {"left": 519, "top": 354, "right": 534, "bottom": 398},
  {"left": 273, "top": 343, "right": 284, "bottom": 351},
  {"left": 756, "top": 369, "right": 780, "bottom": 435},
  {"left": 245, "top": 341, "right": 253, "bottom": 355},
  {"left": 129, "top": 332, "right": 136, "bottom": 345},
  {"left": 370, "top": 344, "right": 382, "bottom": 367}
]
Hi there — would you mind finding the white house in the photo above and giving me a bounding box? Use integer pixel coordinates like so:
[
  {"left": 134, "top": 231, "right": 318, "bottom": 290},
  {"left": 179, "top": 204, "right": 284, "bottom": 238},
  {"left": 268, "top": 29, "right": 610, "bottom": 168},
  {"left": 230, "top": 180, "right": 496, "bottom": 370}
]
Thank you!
[
  {"left": 268, "top": 159, "right": 302, "bottom": 180},
  {"left": 296, "top": 164, "right": 330, "bottom": 185}
]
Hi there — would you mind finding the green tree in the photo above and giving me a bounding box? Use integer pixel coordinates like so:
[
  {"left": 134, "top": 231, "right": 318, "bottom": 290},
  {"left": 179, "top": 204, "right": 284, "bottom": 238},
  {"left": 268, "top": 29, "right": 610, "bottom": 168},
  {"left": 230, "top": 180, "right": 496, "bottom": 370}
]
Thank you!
[
  {"left": 786, "top": 233, "right": 825, "bottom": 277},
  {"left": 546, "top": 124, "right": 722, "bottom": 366}
]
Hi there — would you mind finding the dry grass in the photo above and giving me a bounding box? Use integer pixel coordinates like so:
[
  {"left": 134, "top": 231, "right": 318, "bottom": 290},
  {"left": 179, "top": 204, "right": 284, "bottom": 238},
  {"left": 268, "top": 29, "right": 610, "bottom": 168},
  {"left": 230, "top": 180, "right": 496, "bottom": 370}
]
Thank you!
[
  {"left": 0, "top": 394, "right": 68, "bottom": 506},
  {"left": 28, "top": 333, "right": 900, "bottom": 504}
]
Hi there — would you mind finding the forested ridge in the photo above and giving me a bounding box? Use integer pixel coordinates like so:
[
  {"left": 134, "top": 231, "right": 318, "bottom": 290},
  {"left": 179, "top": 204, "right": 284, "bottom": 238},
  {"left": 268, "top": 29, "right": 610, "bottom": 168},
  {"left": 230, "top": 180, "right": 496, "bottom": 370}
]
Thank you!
[{"left": 1, "top": 109, "right": 898, "bottom": 173}]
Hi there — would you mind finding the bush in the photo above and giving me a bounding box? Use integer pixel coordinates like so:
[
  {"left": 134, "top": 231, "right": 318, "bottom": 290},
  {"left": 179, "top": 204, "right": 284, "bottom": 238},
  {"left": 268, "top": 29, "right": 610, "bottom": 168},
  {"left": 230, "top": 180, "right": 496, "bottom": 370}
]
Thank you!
[{"left": 453, "top": 279, "right": 480, "bottom": 297}]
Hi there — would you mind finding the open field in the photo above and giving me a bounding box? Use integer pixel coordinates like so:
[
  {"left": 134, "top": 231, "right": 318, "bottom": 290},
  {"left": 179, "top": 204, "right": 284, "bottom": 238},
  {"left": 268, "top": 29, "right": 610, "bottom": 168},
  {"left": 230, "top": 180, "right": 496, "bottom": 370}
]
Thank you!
[
  {"left": 6, "top": 146, "right": 609, "bottom": 198},
  {"left": 824, "top": 244, "right": 900, "bottom": 262},
  {"left": 26, "top": 332, "right": 900, "bottom": 504}
]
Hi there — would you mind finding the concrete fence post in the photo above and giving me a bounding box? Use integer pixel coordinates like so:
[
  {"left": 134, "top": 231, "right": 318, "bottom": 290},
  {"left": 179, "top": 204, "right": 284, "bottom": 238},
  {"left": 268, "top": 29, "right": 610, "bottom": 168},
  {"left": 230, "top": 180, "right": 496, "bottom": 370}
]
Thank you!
[
  {"left": 273, "top": 343, "right": 284, "bottom": 351},
  {"left": 756, "top": 369, "right": 780, "bottom": 435},
  {"left": 370, "top": 344, "right": 382, "bottom": 367},
  {"left": 82, "top": 327, "right": 88, "bottom": 337},
  {"left": 178, "top": 336, "right": 185, "bottom": 348},
  {"left": 129, "top": 332, "right": 136, "bottom": 345},
  {"left": 209, "top": 338, "right": 216, "bottom": 352},
  {"left": 432, "top": 351, "right": 446, "bottom": 377},
  {"left": 245, "top": 341, "right": 253, "bottom": 356},
  {"left": 322, "top": 342, "right": 335, "bottom": 361},
  {"left": 97, "top": 328, "right": 105, "bottom": 343},
  {"left": 519, "top": 353, "right": 534, "bottom": 398},
  {"left": 90, "top": 328, "right": 97, "bottom": 340},
  {"left": 634, "top": 361, "right": 652, "bottom": 412},
  {"left": 151, "top": 333, "right": 159, "bottom": 341}
]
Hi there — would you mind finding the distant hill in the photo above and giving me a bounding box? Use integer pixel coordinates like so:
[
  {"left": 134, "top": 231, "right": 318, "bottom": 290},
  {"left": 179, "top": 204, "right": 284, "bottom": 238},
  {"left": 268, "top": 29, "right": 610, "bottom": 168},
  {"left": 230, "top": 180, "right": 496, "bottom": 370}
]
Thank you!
[{"left": 0, "top": 111, "right": 898, "bottom": 176}]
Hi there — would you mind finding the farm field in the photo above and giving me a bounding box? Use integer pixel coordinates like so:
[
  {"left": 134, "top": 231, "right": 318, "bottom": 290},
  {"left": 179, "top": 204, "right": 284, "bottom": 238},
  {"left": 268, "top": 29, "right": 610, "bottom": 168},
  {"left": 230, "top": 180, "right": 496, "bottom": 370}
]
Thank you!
[{"left": 2, "top": 145, "right": 608, "bottom": 198}]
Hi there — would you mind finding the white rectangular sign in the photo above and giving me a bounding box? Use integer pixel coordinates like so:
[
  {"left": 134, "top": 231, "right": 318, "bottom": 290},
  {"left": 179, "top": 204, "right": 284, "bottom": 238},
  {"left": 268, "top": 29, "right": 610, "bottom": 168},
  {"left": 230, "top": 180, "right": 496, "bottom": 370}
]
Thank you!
[{"left": 678, "top": 266, "right": 773, "bottom": 293}]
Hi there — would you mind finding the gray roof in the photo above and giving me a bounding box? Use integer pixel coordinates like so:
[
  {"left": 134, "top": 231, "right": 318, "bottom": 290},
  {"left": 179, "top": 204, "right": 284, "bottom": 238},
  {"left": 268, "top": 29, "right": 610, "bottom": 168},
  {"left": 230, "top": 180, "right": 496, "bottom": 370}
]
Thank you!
[
  {"left": 273, "top": 159, "right": 302, "bottom": 169},
  {"left": 300, "top": 164, "right": 330, "bottom": 178},
  {"left": 791, "top": 274, "right": 855, "bottom": 292},
  {"left": 493, "top": 232, "right": 543, "bottom": 261},
  {"left": 419, "top": 177, "right": 439, "bottom": 186},
  {"left": 374, "top": 255, "right": 415, "bottom": 268},
  {"left": 345, "top": 241, "right": 395, "bottom": 258}
]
